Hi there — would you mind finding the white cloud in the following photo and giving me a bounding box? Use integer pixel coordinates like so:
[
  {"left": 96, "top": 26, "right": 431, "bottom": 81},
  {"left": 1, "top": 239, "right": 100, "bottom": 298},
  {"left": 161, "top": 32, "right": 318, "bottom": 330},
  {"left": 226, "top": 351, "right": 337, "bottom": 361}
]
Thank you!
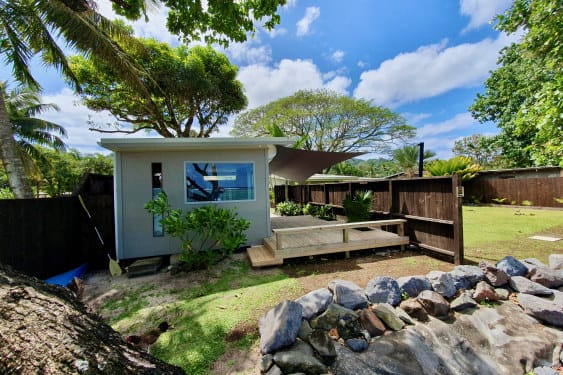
[
  {"left": 402, "top": 112, "right": 433, "bottom": 125},
  {"left": 225, "top": 42, "right": 272, "bottom": 65},
  {"left": 296, "top": 7, "right": 320, "bottom": 36},
  {"left": 38, "top": 89, "right": 157, "bottom": 154},
  {"left": 357, "top": 60, "right": 368, "bottom": 68},
  {"left": 460, "top": 0, "right": 513, "bottom": 33},
  {"left": 330, "top": 50, "right": 345, "bottom": 64},
  {"left": 237, "top": 59, "right": 350, "bottom": 108},
  {"left": 266, "top": 27, "right": 288, "bottom": 38},
  {"left": 353, "top": 32, "right": 518, "bottom": 108},
  {"left": 416, "top": 112, "right": 477, "bottom": 138},
  {"left": 284, "top": 0, "right": 298, "bottom": 9}
]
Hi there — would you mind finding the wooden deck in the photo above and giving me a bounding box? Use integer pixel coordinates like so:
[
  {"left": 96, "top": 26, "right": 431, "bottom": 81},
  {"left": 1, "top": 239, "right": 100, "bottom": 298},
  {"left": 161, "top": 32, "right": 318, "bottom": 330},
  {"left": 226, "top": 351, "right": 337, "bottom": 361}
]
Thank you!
[{"left": 247, "top": 216, "right": 409, "bottom": 267}]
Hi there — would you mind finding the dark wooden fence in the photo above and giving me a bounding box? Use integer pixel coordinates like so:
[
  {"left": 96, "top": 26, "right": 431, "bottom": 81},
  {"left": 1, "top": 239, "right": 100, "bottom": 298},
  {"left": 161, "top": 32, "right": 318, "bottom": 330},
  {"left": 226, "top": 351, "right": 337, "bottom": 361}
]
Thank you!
[
  {"left": 464, "top": 176, "right": 563, "bottom": 208},
  {"left": 274, "top": 176, "right": 464, "bottom": 264},
  {"left": 0, "top": 174, "right": 114, "bottom": 279}
]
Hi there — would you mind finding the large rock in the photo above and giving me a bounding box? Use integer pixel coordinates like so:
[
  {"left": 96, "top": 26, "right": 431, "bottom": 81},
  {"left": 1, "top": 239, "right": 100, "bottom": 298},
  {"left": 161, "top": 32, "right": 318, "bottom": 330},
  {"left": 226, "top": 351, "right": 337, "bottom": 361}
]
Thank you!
[
  {"left": 345, "top": 338, "right": 368, "bottom": 352},
  {"left": 272, "top": 340, "right": 328, "bottom": 374},
  {"left": 450, "top": 292, "right": 478, "bottom": 311},
  {"left": 310, "top": 303, "right": 358, "bottom": 330},
  {"left": 297, "top": 319, "right": 312, "bottom": 342},
  {"left": 295, "top": 288, "right": 333, "bottom": 320},
  {"left": 549, "top": 254, "right": 563, "bottom": 270},
  {"left": 328, "top": 280, "right": 368, "bottom": 310},
  {"left": 472, "top": 281, "right": 499, "bottom": 302},
  {"left": 337, "top": 313, "right": 362, "bottom": 340},
  {"left": 330, "top": 301, "right": 563, "bottom": 375},
  {"left": 450, "top": 265, "right": 484, "bottom": 290},
  {"left": 308, "top": 329, "right": 336, "bottom": 363},
  {"left": 259, "top": 300, "right": 302, "bottom": 354},
  {"left": 480, "top": 261, "right": 510, "bottom": 287},
  {"left": 427, "top": 271, "right": 456, "bottom": 298},
  {"left": 509, "top": 276, "right": 554, "bottom": 296},
  {"left": 417, "top": 290, "right": 450, "bottom": 317},
  {"left": 371, "top": 303, "right": 405, "bottom": 331},
  {"left": 522, "top": 259, "right": 563, "bottom": 289},
  {"left": 358, "top": 308, "right": 386, "bottom": 336},
  {"left": 400, "top": 298, "right": 429, "bottom": 322},
  {"left": 496, "top": 256, "right": 528, "bottom": 277},
  {"left": 518, "top": 293, "right": 563, "bottom": 328},
  {"left": 365, "top": 276, "right": 402, "bottom": 306},
  {"left": 397, "top": 275, "right": 432, "bottom": 298},
  {"left": 395, "top": 306, "right": 415, "bottom": 325}
]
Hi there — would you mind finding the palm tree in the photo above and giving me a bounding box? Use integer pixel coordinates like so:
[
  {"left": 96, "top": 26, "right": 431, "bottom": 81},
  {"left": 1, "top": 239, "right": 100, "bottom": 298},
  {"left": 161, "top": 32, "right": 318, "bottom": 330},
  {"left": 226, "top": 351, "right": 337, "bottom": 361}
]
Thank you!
[
  {"left": 392, "top": 145, "right": 436, "bottom": 177},
  {"left": 0, "top": 0, "right": 150, "bottom": 198},
  {"left": 3, "top": 84, "right": 67, "bottom": 188}
]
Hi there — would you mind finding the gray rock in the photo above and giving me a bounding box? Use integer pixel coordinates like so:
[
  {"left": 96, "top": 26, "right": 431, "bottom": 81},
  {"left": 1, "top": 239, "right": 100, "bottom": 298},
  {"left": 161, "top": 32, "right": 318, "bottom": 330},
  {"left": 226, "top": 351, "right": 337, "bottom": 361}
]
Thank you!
[
  {"left": 337, "top": 314, "right": 362, "bottom": 340},
  {"left": 297, "top": 319, "right": 312, "bottom": 342},
  {"left": 310, "top": 303, "right": 358, "bottom": 330},
  {"left": 509, "top": 276, "right": 554, "bottom": 296},
  {"left": 522, "top": 257, "right": 548, "bottom": 270},
  {"left": 261, "top": 354, "right": 274, "bottom": 373},
  {"left": 328, "top": 279, "right": 368, "bottom": 310},
  {"left": 308, "top": 329, "right": 336, "bottom": 362},
  {"left": 417, "top": 290, "right": 450, "bottom": 317},
  {"left": 524, "top": 262, "right": 563, "bottom": 289},
  {"left": 331, "top": 344, "right": 376, "bottom": 374},
  {"left": 397, "top": 275, "right": 432, "bottom": 298},
  {"left": 532, "top": 366, "right": 559, "bottom": 375},
  {"left": 395, "top": 306, "right": 415, "bottom": 325},
  {"left": 496, "top": 256, "right": 528, "bottom": 277},
  {"left": 450, "top": 293, "right": 478, "bottom": 311},
  {"left": 295, "top": 288, "right": 333, "bottom": 320},
  {"left": 427, "top": 271, "right": 457, "bottom": 298},
  {"left": 372, "top": 303, "right": 405, "bottom": 331},
  {"left": 472, "top": 281, "right": 499, "bottom": 302},
  {"left": 358, "top": 308, "right": 386, "bottom": 336},
  {"left": 273, "top": 340, "right": 328, "bottom": 375},
  {"left": 450, "top": 265, "right": 484, "bottom": 290},
  {"left": 494, "top": 287, "right": 511, "bottom": 300},
  {"left": 259, "top": 300, "right": 303, "bottom": 354},
  {"left": 365, "top": 276, "right": 402, "bottom": 306},
  {"left": 399, "top": 298, "right": 429, "bottom": 322},
  {"left": 518, "top": 293, "right": 563, "bottom": 328},
  {"left": 346, "top": 338, "right": 368, "bottom": 352},
  {"left": 265, "top": 364, "right": 282, "bottom": 375},
  {"left": 480, "top": 261, "right": 510, "bottom": 286},
  {"left": 549, "top": 254, "right": 563, "bottom": 270}
]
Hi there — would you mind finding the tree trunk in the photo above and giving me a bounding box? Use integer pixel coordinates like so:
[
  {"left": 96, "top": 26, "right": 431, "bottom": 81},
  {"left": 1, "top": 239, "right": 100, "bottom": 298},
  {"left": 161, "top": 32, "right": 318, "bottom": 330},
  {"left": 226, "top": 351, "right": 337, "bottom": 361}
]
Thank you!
[
  {"left": 0, "top": 263, "right": 185, "bottom": 374},
  {"left": 0, "top": 93, "right": 34, "bottom": 199}
]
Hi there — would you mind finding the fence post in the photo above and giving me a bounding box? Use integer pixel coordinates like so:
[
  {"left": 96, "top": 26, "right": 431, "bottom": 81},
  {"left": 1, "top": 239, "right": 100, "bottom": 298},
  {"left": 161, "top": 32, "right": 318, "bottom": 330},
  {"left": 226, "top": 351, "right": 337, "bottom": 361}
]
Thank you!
[{"left": 453, "top": 175, "right": 464, "bottom": 265}]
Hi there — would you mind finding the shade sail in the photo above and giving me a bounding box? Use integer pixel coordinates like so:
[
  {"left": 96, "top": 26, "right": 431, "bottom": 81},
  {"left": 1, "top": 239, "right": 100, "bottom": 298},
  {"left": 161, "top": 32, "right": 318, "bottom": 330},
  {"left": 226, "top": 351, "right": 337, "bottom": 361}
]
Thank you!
[{"left": 269, "top": 146, "right": 365, "bottom": 182}]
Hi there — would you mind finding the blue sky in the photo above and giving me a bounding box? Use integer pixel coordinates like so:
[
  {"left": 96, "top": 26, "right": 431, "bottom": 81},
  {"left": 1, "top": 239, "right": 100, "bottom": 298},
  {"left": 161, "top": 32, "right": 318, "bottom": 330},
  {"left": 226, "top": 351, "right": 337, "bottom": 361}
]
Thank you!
[{"left": 2, "top": 0, "right": 519, "bottom": 159}]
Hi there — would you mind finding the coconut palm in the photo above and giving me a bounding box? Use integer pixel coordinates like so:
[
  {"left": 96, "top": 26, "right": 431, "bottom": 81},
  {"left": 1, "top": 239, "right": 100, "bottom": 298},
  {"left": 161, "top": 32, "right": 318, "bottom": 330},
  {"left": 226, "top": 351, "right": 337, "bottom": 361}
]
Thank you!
[
  {"left": 392, "top": 145, "right": 436, "bottom": 177},
  {"left": 0, "top": 0, "right": 150, "bottom": 198}
]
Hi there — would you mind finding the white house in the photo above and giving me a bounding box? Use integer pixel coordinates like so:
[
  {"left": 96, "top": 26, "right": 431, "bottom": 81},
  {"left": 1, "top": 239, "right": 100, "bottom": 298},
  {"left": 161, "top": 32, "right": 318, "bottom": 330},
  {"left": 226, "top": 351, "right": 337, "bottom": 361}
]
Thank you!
[{"left": 99, "top": 137, "right": 294, "bottom": 260}]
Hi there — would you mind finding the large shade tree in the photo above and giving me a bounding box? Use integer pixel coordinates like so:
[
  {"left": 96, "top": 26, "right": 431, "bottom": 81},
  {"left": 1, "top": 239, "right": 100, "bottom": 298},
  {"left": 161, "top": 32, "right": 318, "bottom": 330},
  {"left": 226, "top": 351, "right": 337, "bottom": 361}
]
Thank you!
[
  {"left": 470, "top": 0, "right": 563, "bottom": 167},
  {"left": 0, "top": 0, "right": 285, "bottom": 198},
  {"left": 231, "top": 89, "right": 415, "bottom": 153},
  {"left": 70, "top": 39, "right": 247, "bottom": 137}
]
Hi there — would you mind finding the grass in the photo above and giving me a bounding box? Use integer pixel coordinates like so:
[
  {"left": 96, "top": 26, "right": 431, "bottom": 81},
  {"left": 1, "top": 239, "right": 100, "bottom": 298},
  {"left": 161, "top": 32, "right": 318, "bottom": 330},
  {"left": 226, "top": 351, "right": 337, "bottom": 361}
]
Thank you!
[
  {"left": 463, "top": 206, "right": 563, "bottom": 264},
  {"left": 103, "top": 260, "right": 302, "bottom": 375},
  {"left": 100, "top": 205, "right": 563, "bottom": 373}
]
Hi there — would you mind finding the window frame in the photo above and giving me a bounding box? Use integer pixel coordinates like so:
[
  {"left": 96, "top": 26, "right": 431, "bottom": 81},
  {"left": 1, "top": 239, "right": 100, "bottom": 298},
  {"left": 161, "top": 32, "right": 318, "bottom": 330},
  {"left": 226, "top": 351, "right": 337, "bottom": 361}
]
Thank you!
[{"left": 183, "top": 161, "right": 256, "bottom": 204}]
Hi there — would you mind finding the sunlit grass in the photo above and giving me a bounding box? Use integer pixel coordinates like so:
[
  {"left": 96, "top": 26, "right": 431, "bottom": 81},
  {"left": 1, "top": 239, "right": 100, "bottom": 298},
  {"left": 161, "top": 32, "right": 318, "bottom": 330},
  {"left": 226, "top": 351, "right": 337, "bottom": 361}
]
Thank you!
[{"left": 463, "top": 206, "right": 563, "bottom": 264}]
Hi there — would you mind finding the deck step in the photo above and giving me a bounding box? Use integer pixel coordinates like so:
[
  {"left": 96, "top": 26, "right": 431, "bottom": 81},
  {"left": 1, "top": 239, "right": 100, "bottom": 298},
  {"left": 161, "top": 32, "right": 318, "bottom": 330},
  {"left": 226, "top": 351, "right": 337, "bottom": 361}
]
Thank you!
[{"left": 247, "top": 245, "right": 283, "bottom": 267}]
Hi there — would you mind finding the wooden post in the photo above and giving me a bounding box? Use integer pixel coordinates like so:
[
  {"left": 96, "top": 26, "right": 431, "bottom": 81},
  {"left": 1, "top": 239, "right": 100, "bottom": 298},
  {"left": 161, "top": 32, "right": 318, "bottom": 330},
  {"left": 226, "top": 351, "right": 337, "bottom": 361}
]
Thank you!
[
  {"left": 276, "top": 232, "right": 282, "bottom": 250},
  {"left": 452, "top": 175, "right": 464, "bottom": 265},
  {"left": 397, "top": 222, "right": 405, "bottom": 251}
]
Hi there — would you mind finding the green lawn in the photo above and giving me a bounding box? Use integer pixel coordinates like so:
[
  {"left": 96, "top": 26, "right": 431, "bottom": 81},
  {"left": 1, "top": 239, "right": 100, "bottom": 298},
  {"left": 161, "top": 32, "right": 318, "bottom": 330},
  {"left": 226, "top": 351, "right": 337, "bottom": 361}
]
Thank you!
[{"left": 463, "top": 205, "right": 563, "bottom": 264}]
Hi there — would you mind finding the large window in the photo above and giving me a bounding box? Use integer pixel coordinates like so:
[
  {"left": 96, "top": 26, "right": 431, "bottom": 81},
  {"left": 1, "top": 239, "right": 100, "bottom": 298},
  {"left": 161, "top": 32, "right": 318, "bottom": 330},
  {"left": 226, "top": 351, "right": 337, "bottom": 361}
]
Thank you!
[{"left": 185, "top": 162, "right": 255, "bottom": 203}]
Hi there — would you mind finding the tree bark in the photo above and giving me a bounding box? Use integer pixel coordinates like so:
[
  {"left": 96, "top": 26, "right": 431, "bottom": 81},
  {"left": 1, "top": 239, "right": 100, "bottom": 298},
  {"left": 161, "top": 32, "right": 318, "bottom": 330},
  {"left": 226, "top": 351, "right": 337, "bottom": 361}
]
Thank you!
[
  {"left": 0, "top": 93, "right": 34, "bottom": 199},
  {"left": 0, "top": 263, "right": 185, "bottom": 374}
]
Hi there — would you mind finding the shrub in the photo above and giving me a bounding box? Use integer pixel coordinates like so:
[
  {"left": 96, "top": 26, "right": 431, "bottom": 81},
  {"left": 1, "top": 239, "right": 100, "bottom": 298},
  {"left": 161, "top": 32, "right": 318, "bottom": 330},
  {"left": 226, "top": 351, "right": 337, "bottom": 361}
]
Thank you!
[
  {"left": 491, "top": 198, "right": 507, "bottom": 204},
  {"left": 521, "top": 200, "right": 533, "bottom": 206},
  {"left": 275, "top": 201, "right": 302, "bottom": 216},
  {"left": 343, "top": 190, "right": 372, "bottom": 222},
  {"left": 316, "top": 204, "right": 336, "bottom": 221},
  {"left": 302, "top": 203, "right": 318, "bottom": 216},
  {"left": 425, "top": 156, "right": 481, "bottom": 181},
  {"left": 145, "top": 192, "right": 250, "bottom": 270}
]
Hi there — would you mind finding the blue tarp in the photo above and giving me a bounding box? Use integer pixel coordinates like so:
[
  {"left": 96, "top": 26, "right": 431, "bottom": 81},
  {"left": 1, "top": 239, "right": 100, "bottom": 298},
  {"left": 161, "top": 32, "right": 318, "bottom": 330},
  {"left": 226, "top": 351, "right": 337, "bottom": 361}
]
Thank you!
[{"left": 45, "top": 263, "right": 88, "bottom": 287}]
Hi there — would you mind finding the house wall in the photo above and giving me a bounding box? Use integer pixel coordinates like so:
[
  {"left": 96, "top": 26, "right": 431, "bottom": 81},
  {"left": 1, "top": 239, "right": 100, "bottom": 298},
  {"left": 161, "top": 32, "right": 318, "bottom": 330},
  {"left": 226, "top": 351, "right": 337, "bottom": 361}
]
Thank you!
[{"left": 115, "top": 148, "right": 270, "bottom": 260}]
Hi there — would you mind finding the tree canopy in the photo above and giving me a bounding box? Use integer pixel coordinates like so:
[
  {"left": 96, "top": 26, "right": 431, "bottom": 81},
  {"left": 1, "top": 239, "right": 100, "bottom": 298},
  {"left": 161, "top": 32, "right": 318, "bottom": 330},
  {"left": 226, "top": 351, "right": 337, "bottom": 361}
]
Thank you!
[
  {"left": 452, "top": 134, "right": 505, "bottom": 169},
  {"left": 70, "top": 38, "right": 247, "bottom": 137},
  {"left": 470, "top": 0, "right": 563, "bottom": 167},
  {"left": 231, "top": 89, "right": 414, "bottom": 153},
  {"left": 392, "top": 145, "right": 436, "bottom": 177},
  {"left": 109, "top": 0, "right": 286, "bottom": 46}
]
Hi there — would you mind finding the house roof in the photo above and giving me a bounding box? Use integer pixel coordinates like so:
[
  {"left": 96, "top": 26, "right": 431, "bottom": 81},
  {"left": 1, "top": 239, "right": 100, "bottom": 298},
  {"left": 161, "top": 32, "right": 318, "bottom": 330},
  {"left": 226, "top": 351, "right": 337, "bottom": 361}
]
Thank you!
[{"left": 98, "top": 137, "right": 294, "bottom": 153}]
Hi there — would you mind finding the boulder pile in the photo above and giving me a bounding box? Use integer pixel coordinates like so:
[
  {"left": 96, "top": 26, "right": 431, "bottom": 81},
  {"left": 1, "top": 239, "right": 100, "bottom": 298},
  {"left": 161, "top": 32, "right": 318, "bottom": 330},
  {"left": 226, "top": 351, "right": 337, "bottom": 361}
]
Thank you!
[{"left": 259, "top": 254, "right": 563, "bottom": 375}]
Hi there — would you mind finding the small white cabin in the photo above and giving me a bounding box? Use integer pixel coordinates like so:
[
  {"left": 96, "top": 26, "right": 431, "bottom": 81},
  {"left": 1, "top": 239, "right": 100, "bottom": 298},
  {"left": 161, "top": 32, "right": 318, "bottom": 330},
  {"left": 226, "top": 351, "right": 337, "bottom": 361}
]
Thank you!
[{"left": 99, "top": 137, "right": 293, "bottom": 260}]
